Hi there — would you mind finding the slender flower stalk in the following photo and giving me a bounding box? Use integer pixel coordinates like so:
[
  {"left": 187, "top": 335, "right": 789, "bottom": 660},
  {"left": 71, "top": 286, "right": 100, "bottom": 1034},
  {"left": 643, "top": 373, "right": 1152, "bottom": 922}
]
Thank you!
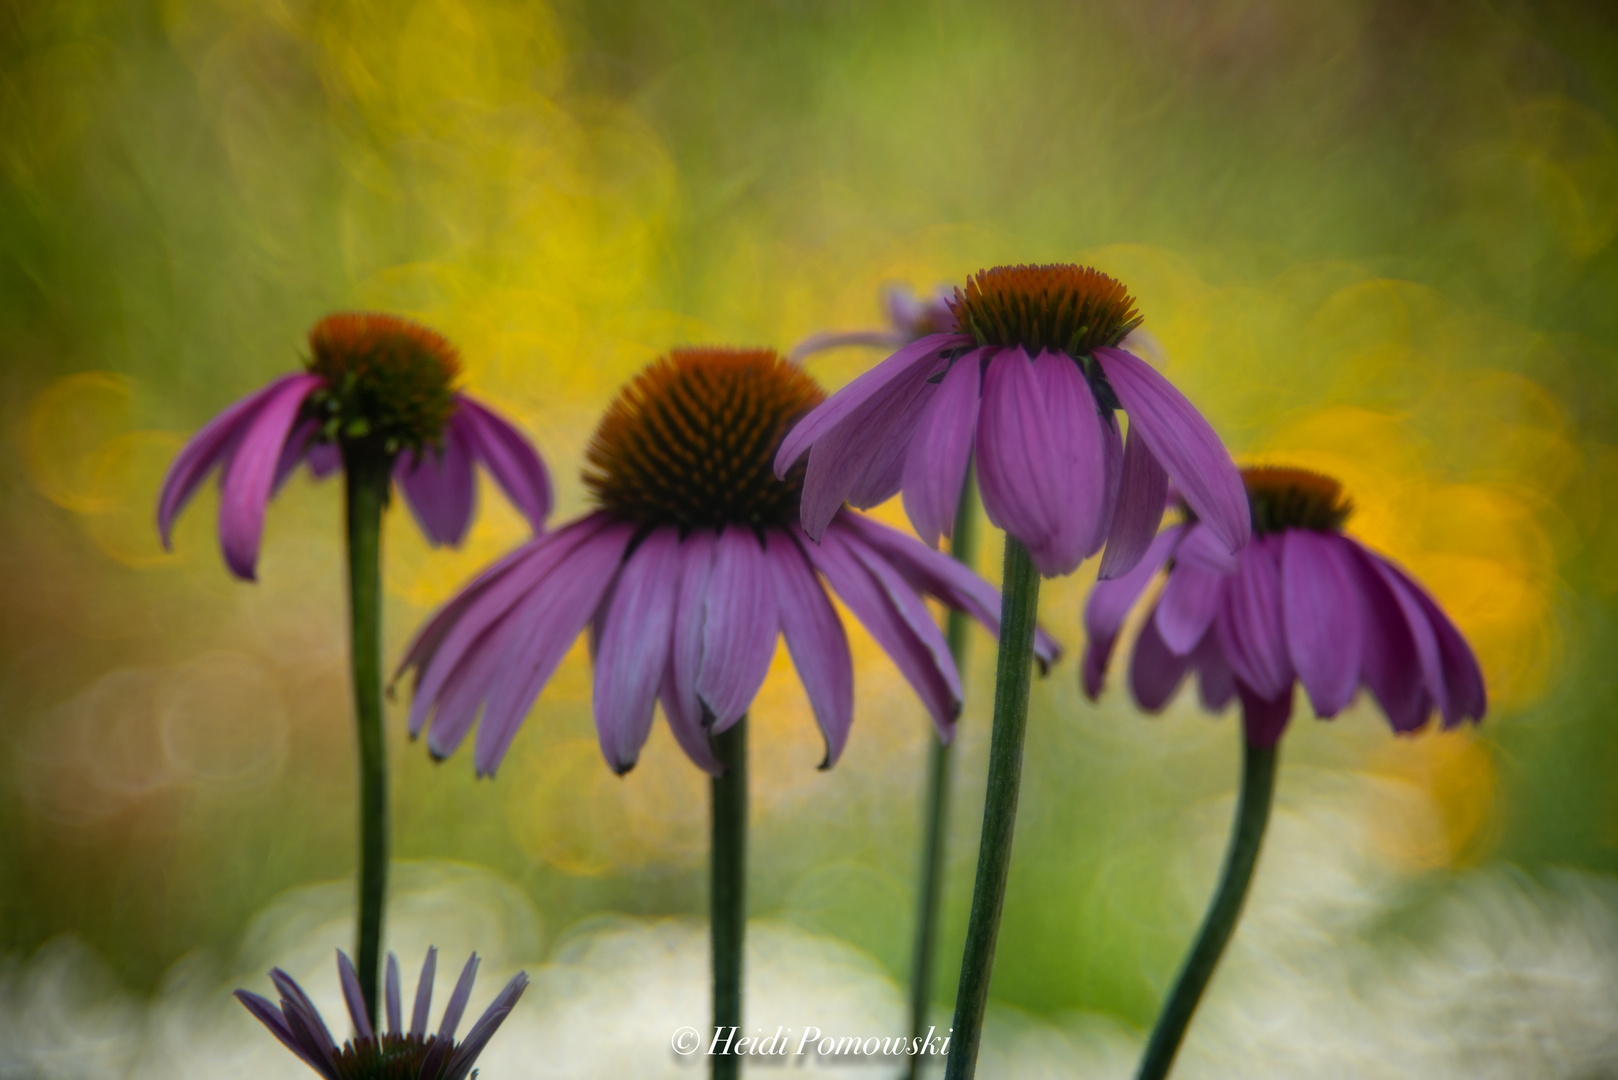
[
  {"left": 157, "top": 313, "right": 551, "bottom": 1020},
  {"left": 711, "top": 717, "right": 747, "bottom": 1080},
  {"left": 1136, "top": 735, "right": 1275, "bottom": 1080},
  {"left": 1083, "top": 467, "right": 1486, "bottom": 1078},
  {"left": 780, "top": 265, "right": 1247, "bottom": 1077}
]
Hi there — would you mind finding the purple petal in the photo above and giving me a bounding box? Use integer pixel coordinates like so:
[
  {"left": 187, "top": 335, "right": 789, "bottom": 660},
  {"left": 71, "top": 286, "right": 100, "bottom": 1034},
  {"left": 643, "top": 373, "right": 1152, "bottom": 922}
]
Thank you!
[
  {"left": 214, "top": 375, "right": 324, "bottom": 581},
  {"left": 1097, "top": 421, "right": 1170, "bottom": 580},
  {"left": 592, "top": 528, "right": 682, "bottom": 773},
  {"left": 411, "top": 947, "right": 438, "bottom": 1038},
  {"left": 768, "top": 530, "right": 855, "bottom": 767},
  {"left": 1095, "top": 346, "right": 1249, "bottom": 556},
  {"left": 1155, "top": 562, "right": 1227, "bottom": 656},
  {"left": 1213, "top": 537, "right": 1292, "bottom": 700},
  {"left": 1344, "top": 544, "right": 1429, "bottom": 732},
  {"left": 846, "top": 375, "right": 939, "bottom": 509},
  {"left": 776, "top": 333, "right": 970, "bottom": 476},
  {"left": 444, "top": 972, "right": 529, "bottom": 1080},
  {"left": 1174, "top": 522, "right": 1241, "bottom": 575},
  {"left": 1193, "top": 630, "right": 1236, "bottom": 711},
  {"left": 900, "top": 351, "right": 983, "bottom": 547},
  {"left": 1080, "top": 526, "right": 1182, "bottom": 699},
  {"left": 473, "top": 521, "right": 633, "bottom": 776},
  {"left": 395, "top": 420, "right": 476, "bottom": 547},
  {"left": 789, "top": 330, "right": 905, "bottom": 362},
  {"left": 668, "top": 530, "right": 719, "bottom": 742},
  {"left": 809, "top": 519, "right": 961, "bottom": 737},
  {"left": 455, "top": 395, "right": 553, "bottom": 533},
  {"left": 1093, "top": 414, "right": 1124, "bottom": 558},
  {"left": 269, "top": 968, "right": 337, "bottom": 1051},
  {"left": 838, "top": 512, "right": 1061, "bottom": 671},
  {"left": 976, "top": 348, "right": 1108, "bottom": 577},
  {"left": 336, "top": 951, "right": 374, "bottom": 1042},
  {"left": 1281, "top": 531, "right": 1364, "bottom": 718},
  {"left": 385, "top": 953, "right": 402, "bottom": 1036},
  {"left": 235, "top": 991, "right": 332, "bottom": 1076},
  {"left": 659, "top": 662, "right": 722, "bottom": 775},
  {"left": 697, "top": 526, "right": 780, "bottom": 730},
  {"left": 437, "top": 953, "right": 480, "bottom": 1043},
  {"left": 156, "top": 374, "right": 322, "bottom": 550},
  {"left": 1131, "top": 608, "right": 1194, "bottom": 711},
  {"left": 306, "top": 440, "right": 341, "bottom": 478},
  {"left": 271, "top": 420, "right": 319, "bottom": 496},
  {"left": 1374, "top": 554, "right": 1487, "bottom": 726},
  {"left": 278, "top": 1003, "right": 341, "bottom": 1077},
  {"left": 1237, "top": 681, "right": 1294, "bottom": 747}
]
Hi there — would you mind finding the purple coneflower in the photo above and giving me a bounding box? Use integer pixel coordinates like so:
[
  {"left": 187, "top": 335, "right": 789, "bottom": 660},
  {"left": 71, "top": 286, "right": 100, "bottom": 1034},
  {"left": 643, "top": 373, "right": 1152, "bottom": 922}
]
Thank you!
[
  {"left": 157, "top": 312, "right": 550, "bottom": 581},
  {"left": 236, "top": 947, "right": 527, "bottom": 1080},
  {"left": 1084, "top": 466, "right": 1486, "bottom": 1080},
  {"left": 396, "top": 347, "right": 1056, "bottom": 779},
  {"left": 789, "top": 283, "right": 958, "bottom": 361},
  {"left": 776, "top": 264, "right": 1249, "bottom": 579}
]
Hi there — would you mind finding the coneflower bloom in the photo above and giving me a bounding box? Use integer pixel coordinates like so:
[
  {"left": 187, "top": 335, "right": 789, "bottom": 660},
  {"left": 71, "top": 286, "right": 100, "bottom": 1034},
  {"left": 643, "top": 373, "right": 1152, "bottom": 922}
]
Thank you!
[
  {"left": 789, "top": 283, "right": 958, "bottom": 360},
  {"left": 396, "top": 347, "right": 1059, "bottom": 778},
  {"left": 236, "top": 947, "right": 527, "bottom": 1080},
  {"left": 1082, "top": 466, "right": 1487, "bottom": 742},
  {"left": 157, "top": 313, "right": 551, "bottom": 580},
  {"left": 775, "top": 264, "right": 1249, "bottom": 578}
]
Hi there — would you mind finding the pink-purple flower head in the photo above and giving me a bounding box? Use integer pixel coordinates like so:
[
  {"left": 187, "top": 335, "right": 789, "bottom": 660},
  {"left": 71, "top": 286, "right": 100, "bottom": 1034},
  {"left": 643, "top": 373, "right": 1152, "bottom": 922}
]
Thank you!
[
  {"left": 157, "top": 313, "right": 552, "bottom": 580},
  {"left": 1083, "top": 467, "right": 1487, "bottom": 746},
  {"left": 789, "top": 283, "right": 959, "bottom": 360},
  {"left": 235, "top": 946, "right": 528, "bottom": 1080},
  {"left": 775, "top": 264, "right": 1250, "bottom": 579},
  {"left": 396, "top": 348, "right": 1059, "bottom": 779}
]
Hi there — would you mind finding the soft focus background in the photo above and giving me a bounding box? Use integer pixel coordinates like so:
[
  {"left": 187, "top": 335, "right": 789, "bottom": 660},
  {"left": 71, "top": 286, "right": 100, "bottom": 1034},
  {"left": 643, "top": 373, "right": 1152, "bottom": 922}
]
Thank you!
[{"left": 3, "top": 0, "right": 1618, "bottom": 1075}]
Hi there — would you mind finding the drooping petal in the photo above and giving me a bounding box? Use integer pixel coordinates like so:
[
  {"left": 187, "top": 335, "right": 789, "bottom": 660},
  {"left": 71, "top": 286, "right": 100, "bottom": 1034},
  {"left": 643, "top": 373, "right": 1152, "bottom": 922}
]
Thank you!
[
  {"left": 976, "top": 348, "right": 1107, "bottom": 577},
  {"left": 838, "top": 512, "right": 1061, "bottom": 671},
  {"left": 659, "top": 661, "right": 722, "bottom": 775},
  {"left": 776, "top": 333, "right": 970, "bottom": 475},
  {"left": 900, "top": 350, "right": 984, "bottom": 547},
  {"left": 667, "top": 530, "right": 719, "bottom": 740},
  {"left": 1344, "top": 544, "right": 1429, "bottom": 733},
  {"left": 444, "top": 972, "right": 530, "bottom": 1080},
  {"left": 1081, "top": 525, "right": 1182, "bottom": 698},
  {"left": 1091, "top": 415, "right": 1124, "bottom": 560},
  {"left": 437, "top": 953, "right": 480, "bottom": 1043},
  {"left": 209, "top": 374, "right": 325, "bottom": 580},
  {"left": 411, "top": 948, "right": 438, "bottom": 1038},
  {"left": 1174, "top": 522, "right": 1241, "bottom": 575},
  {"left": 395, "top": 420, "right": 476, "bottom": 547},
  {"left": 1374, "top": 553, "right": 1487, "bottom": 727},
  {"left": 271, "top": 420, "right": 320, "bottom": 495},
  {"left": 1238, "top": 681, "right": 1294, "bottom": 747},
  {"left": 768, "top": 530, "right": 854, "bottom": 767},
  {"left": 1214, "top": 537, "right": 1292, "bottom": 700},
  {"left": 847, "top": 376, "right": 938, "bottom": 509},
  {"left": 592, "top": 528, "right": 682, "bottom": 773},
  {"left": 455, "top": 396, "right": 553, "bottom": 533},
  {"left": 1155, "top": 562, "right": 1227, "bottom": 656},
  {"left": 384, "top": 953, "right": 402, "bottom": 1035},
  {"left": 1193, "top": 629, "right": 1236, "bottom": 712},
  {"left": 156, "top": 374, "right": 323, "bottom": 550},
  {"left": 305, "top": 441, "right": 341, "bottom": 478},
  {"left": 1095, "top": 346, "right": 1249, "bottom": 556},
  {"left": 697, "top": 526, "right": 779, "bottom": 730},
  {"left": 473, "top": 522, "right": 633, "bottom": 776},
  {"left": 1131, "top": 608, "right": 1193, "bottom": 711},
  {"left": 1281, "top": 530, "right": 1364, "bottom": 717},
  {"left": 798, "top": 346, "right": 950, "bottom": 539},
  {"left": 335, "top": 951, "right": 374, "bottom": 1042},
  {"left": 809, "top": 520, "right": 961, "bottom": 736},
  {"left": 1096, "top": 421, "right": 1170, "bottom": 580}
]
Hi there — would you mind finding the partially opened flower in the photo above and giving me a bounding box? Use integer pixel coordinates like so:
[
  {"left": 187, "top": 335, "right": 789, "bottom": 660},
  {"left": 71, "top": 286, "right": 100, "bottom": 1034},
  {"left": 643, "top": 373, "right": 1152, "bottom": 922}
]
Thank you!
[
  {"left": 776, "top": 264, "right": 1249, "bottom": 578},
  {"left": 1083, "top": 466, "right": 1486, "bottom": 743},
  {"left": 157, "top": 313, "right": 551, "bottom": 581},
  {"left": 788, "top": 283, "right": 958, "bottom": 360},
  {"left": 236, "top": 946, "right": 527, "bottom": 1080},
  {"left": 396, "top": 347, "right": 1059, "bottom": 778},
  {"left": 1084, "top": 466, "right": 1487, "bottom": 1080}
]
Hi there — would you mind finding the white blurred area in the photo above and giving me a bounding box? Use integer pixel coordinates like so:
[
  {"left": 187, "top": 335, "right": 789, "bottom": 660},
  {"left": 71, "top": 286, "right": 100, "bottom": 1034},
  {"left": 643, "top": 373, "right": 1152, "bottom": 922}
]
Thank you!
[{"left": 4, "top": 771, "right": 1618, "bottom": 1080}]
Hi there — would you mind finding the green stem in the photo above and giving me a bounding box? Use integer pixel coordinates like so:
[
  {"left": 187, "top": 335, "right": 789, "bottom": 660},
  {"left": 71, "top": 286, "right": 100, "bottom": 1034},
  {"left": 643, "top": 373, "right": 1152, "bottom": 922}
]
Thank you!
[
  {"left": 1135, "top": 734, "right": 1278, "bottom": 1080},
  {"left": 906, "top": 466, "right": 980, "bottom": 1080},
  {"left": 943, "top": 536, "right": 1042, "bottom": 1080},
  {"left": 711, "top": 716, "right": 748, "bottom": 1080},
  {"left": 343, "top": 446, "right": 391, "bottom": 1023}
]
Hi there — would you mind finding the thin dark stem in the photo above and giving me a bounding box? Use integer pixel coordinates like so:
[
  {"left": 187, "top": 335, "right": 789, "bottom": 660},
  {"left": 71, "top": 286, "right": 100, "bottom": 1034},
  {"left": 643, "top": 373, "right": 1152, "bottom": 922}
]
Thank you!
[
  {"left": 1135, "top": 734, "right": 1278, "bottom": 1080},
  {"left": 906, "top": 466, "right": 979, "bottom": 1080},
  {"left": 343, "top": 446, "right": 391, "bottom": 1023},
  {"left": 943, "top": 536, "right": 1042, "bottom": 1080},
  {"left": 711, "top": 717, "right": 748, "bottom": 1080}
]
